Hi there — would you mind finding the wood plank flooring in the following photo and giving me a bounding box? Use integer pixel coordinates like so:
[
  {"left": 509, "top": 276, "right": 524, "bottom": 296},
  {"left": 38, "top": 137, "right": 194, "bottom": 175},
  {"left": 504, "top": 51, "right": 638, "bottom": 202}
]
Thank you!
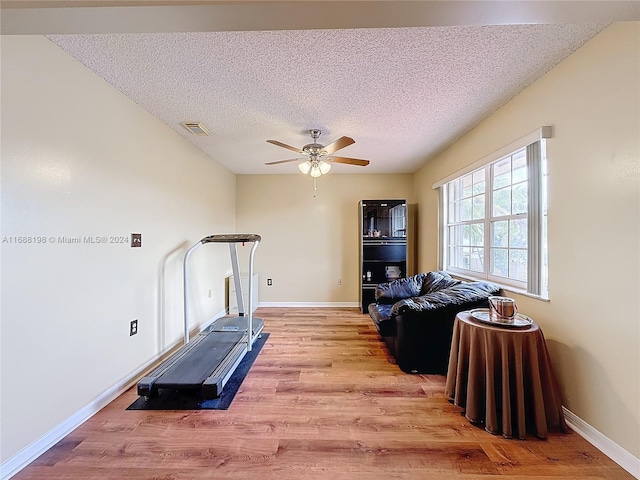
[{"left": 15, "top": 308, "right": 634, "bottom": 479}]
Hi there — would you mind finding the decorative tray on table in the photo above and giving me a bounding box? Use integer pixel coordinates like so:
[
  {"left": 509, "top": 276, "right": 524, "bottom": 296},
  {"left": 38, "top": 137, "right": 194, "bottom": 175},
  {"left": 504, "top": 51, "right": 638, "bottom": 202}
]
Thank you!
[{"left": 467, "top": 308, "right": 533, "bottom": 329}]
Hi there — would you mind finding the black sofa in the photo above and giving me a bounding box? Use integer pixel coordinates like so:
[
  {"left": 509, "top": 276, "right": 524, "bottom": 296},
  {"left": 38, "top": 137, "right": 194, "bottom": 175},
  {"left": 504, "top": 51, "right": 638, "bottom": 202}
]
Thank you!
[{"left": 367, "top": 271, "right": 501, "bottom": 374}]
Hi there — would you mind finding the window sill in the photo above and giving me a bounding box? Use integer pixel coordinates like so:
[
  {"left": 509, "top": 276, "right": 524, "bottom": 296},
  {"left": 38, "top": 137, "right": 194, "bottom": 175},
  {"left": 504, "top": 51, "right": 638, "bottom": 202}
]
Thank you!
[
  {"left": 448, "top": 272, "right": 550, "bottom": 302},
  {"left": 501, "top": 286, "right": 550, "bottom": 302}
]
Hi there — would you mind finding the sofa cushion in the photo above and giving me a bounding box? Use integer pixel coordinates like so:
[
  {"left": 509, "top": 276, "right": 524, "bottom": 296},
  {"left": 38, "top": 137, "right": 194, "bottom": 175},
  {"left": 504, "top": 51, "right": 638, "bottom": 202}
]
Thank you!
[{"left": 390, "top": 281, "right": 501, "bottom": 317}]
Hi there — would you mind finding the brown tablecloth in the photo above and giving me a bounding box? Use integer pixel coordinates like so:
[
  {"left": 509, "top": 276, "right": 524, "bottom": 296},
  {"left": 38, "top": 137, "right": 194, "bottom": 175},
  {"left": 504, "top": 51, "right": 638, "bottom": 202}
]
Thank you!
[{"left": 445, "top": 311, "right": 568, "bottom": 439}]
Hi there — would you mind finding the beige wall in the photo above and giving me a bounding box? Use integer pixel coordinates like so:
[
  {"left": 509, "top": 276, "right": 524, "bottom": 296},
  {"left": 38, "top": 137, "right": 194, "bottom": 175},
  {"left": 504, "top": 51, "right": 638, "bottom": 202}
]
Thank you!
[
  {"left": 414, "top": 22, "right": 640, "bottom": 456},
  {"left": 236, "top": 174, "right": 414, "bottom": 304},
  {"left": 0, "top": 36, "right": 237, "bottom": 462}
]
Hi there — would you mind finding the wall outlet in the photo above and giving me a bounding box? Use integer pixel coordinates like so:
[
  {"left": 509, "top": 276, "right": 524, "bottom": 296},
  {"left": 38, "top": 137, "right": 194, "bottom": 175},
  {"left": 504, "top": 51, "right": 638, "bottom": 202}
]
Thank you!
[
  {"left": 130, "top": 319, "right": 138, "bottom": 336},
  {"left": 337, "top": 278, "right": 342, "bottom": 286},
  {"left": 267, "top": 278, "right": 272, "bottom": 286},
  {"left": 208, "top": 289, "right": 213, "bottom": 298}
]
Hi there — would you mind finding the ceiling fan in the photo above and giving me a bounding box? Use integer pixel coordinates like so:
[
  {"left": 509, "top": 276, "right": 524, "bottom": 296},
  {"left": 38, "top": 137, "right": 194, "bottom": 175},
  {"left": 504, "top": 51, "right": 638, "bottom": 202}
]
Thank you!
[{"left": 265, "top": 129, "right": 370, "bottom": 179}]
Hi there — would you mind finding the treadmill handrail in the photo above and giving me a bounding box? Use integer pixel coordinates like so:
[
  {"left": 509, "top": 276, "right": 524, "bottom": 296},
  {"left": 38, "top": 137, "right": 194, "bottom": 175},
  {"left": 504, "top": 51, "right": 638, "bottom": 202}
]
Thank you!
[
  {"left": 246, "top": 239, "right": 259, "bottom": 351},
  {"left": 182, "top": 242, "right": 202, "bottom": 345}
]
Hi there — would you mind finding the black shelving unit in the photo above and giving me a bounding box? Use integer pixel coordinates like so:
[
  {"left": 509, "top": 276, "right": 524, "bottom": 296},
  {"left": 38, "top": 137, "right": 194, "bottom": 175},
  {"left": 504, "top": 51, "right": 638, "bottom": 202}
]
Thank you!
[{"left": 359, "top": 199, "right": 415, "bottom": 313}]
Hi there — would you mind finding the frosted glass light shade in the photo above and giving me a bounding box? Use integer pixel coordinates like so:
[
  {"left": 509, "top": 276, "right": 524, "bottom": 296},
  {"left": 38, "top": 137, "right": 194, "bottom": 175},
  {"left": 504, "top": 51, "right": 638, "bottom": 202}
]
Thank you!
[
  {"left": 298, "top": 161, "right": 311, "bottom": 174},
  {"left": 310, "top": 166, "right": 322, "bottom": 178},
  {"left": 319, "top": 161, "right": 331, "bottom": 174}
]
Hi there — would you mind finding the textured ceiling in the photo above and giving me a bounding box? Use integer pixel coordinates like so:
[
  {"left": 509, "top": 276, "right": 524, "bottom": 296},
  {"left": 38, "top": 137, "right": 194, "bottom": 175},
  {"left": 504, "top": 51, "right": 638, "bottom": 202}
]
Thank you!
[{"left": 47, "top": 23, "right": 607, "bottom": 174}]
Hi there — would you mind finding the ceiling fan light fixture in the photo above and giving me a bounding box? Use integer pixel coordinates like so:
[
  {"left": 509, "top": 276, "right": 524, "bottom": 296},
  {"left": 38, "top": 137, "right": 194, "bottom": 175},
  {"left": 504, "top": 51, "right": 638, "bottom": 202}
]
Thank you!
[
  {"left": 298, "top": 161, "right": 311, "bottom": 174},
  {"left": 319, "top": 160, "right": 331, "bottom": 175},
  {"left": 310, "top": 165, "right": 322, "bottom": 178}
]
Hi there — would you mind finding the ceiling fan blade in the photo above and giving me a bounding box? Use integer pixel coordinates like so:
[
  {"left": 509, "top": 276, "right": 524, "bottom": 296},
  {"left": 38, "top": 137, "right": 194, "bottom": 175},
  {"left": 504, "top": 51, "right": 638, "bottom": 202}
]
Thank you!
[
  {"left": 329, "top": 156, "right": 370, "bottom": 166},
  {"left": 265, "top": 158, "right": 303, "bottom": 165},
  {"left": 323, "top": 136, "right": 355, "bottom": 155},
  {"left": 266, "top": 139, "right": 303, "bottom": 154}
]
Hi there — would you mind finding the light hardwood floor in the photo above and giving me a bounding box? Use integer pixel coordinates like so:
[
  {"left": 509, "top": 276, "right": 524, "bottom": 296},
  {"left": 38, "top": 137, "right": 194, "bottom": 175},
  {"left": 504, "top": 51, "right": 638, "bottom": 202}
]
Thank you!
[{"left": 15, "top": 308, "right": 634, "bottom": 479}]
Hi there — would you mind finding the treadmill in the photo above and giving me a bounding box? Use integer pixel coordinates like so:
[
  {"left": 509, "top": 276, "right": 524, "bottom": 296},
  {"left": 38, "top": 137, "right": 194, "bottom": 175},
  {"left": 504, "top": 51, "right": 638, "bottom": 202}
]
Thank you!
[{"left": 137, "top": 234, "right": 264, "bottom": 399}]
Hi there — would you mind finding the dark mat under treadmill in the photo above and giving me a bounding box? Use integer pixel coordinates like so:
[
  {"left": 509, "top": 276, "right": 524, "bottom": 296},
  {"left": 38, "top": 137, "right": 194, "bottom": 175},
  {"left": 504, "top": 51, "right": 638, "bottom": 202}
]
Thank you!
[{"left": 127, "top": 333, "right": 268, "bottom": 410}]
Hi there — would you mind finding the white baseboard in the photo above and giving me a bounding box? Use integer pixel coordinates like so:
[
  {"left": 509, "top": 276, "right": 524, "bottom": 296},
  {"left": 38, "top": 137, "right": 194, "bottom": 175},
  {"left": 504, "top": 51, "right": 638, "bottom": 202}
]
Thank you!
[
  {"left": 0, "top": 309, "right": 227, "bottom": 480},
  {"left": 258, "top": 302, "right": 359, "bottom": 308},
  {"left": 563, "top": 407, "right": 640, "bottom": 478}
]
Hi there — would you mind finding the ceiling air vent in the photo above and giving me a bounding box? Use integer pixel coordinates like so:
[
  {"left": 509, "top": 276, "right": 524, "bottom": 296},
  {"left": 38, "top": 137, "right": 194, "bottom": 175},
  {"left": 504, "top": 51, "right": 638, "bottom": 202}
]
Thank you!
[{"left": 181, "top": 122, "right": 210, "bottom": 136}]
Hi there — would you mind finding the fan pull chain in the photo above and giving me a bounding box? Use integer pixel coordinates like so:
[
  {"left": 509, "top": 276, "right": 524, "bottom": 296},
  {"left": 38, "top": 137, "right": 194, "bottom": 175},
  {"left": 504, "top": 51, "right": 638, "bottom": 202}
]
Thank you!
[{"left": 313, "top": 177, "right": 318, "bottom": 197}]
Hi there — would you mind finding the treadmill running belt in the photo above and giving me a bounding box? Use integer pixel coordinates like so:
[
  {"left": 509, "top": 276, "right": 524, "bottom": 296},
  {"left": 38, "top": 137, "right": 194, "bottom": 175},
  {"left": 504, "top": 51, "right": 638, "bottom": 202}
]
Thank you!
[{"left": 156, "top": 331, "right": 244, "bottom": 388}]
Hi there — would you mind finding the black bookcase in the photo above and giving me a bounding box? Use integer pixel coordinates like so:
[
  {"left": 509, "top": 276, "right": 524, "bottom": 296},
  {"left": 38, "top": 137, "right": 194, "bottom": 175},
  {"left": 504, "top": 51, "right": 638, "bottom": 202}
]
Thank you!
[{"left": 359, "top": 200, "right": 415, "bottom": 313}]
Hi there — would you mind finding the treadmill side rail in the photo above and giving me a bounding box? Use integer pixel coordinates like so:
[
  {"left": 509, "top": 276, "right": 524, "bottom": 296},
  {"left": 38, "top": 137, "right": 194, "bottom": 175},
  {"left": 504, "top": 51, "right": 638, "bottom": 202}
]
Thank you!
[{"left": 201, "top": 340, "right": 248, "bottom": 398}]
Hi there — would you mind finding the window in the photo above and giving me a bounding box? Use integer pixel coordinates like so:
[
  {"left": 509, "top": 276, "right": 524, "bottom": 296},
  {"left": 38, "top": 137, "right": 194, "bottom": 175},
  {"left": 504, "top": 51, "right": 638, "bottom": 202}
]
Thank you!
[{"left": 440, "top": 137, "right": 548, "bottom": 298}]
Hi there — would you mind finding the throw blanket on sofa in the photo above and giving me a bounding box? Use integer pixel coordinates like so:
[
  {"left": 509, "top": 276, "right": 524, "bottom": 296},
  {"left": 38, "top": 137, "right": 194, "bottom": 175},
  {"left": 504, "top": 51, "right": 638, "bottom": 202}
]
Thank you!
[
  {"left": 374, "top": 270, "right": 461, "bottom": 303},
  {"left": 390, "top": 281, "right": 501, "bottom": 316},
  {"left": 373, "top": 270, "right": 501, "bottom": 320}
]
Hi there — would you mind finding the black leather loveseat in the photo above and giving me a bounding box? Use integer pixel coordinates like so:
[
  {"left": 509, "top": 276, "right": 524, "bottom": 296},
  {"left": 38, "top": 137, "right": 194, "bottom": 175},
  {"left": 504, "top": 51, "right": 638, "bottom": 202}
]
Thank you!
[{"left": 368, "top": 271, "right": 500, "bottom": 374}]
